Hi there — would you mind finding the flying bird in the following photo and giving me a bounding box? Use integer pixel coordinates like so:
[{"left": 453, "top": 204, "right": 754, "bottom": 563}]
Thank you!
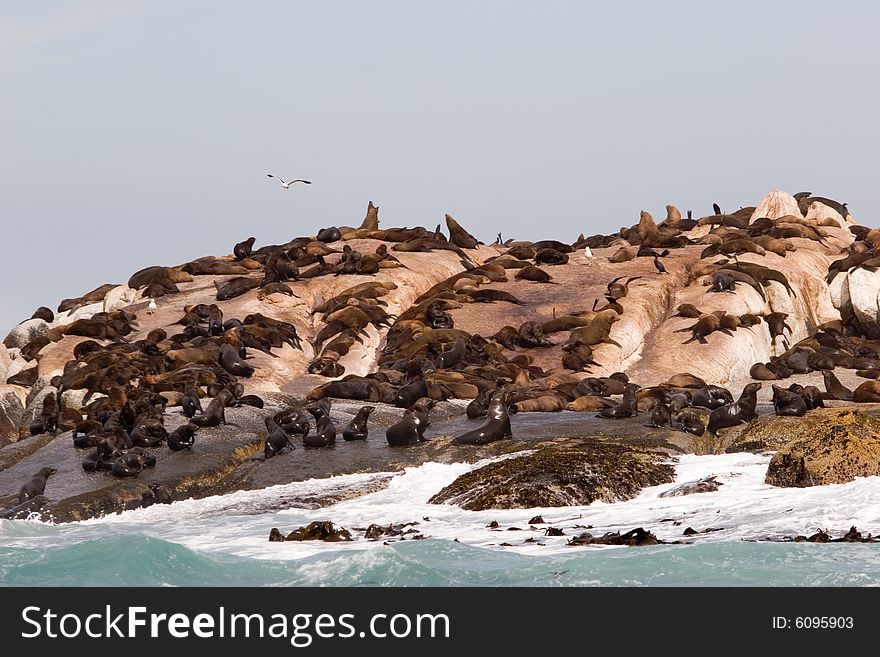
[{"left": 267, "top": 174, "right": 312, "bottom": 189}]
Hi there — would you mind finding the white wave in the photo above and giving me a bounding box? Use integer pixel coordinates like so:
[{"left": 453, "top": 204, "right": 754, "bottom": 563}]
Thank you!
[{"left": 4, "top": 452, "right": 880, "bottom": 560}]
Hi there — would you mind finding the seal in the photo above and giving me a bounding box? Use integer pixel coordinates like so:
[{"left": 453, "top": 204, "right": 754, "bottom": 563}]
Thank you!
[
  {"left": 112, "top": 454, "right": 144, "bottom": 478},
  {"left": 181, "top": 388, "right": 203, "bottom": 418},
  {"left": 514, "top": 265, "right": 554, "bottom": 283},
  {"left": 215, "top": 276, "right": 261, "bottom": 301},
  {"left": 234, "top": 236, "right": 256, "bottom": 260},
  {"left": 19, "top": 467, "right": 57, "bottom": 504},
  {"left": 707, "top": 383, "right": 761, "bottom": 435},
  {"left": 167, "top": 423, "right": 197, "bottom": 451},
  {"left": 190, "top": 390, "right": 233, "bottom": 427},
  {"left": 316, "top": 226, "right": 342, "bottom": 243},
  {"left": 263, "top": 415, "right": 295, "bottom": 458},
  {"left": 30, "top": 306, "right": 55, "bottom": 323},
  {"left": 749, "top": 362, "right": 777, "bottom": 380},
  {"left": 645, "top": 401, "right": 670, "bottom": 428},
  {"left": 271, "top": 408, "right": 310, "bottom": 440},
  {"left": 130, "top": 419, "right": 168, "bottom": 448},
  {"left": 445, "top": 214, "right": 479, "bottom": 249},
  {"left": 218, "top": 343, "right": 255, "bottom": 377},
  {"left": 673, "top": 411, "right": 705, "bottom": 436},
  {"left": 822, "top": 370, "right": 853, "bottom": 401},
  {"left": 453, "top": 386, "right": 512, "bottom": 445},
  {"left": 771, "top": 384, "right": 807, "bottom": 417},
  {"left": 342, "top": 405, "right": 375, "bottom": 441},
  {"left": 691, "top": 385, "right": 734, "bottom": 409},
  {"left": 435, "top": 338, "right": 468, "bottom": 370},
  {"left": 596, "top": 383, "right": 640, "bottom": 419},
  {"left": 40, "top": 392, "right": 59, "bottom": 433},
  {"left": 304, "top": 406, "right": 337, "bottom": 447},
  {"left": 516, "top": 321, "right": 553, "bottom": 348},
  {"left": 394, "top": 376, "right": 428, "bottom": 408},
  {"left": 534, "top": 248, "right": 569, "bottom": 265},
  {"left": 386, "top": 398, "right": 434, "bottom": 446}
]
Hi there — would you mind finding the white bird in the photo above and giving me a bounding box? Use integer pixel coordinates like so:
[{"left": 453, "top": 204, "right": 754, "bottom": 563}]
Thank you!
[
  {"left": 147, "top": 298, "right": 157, "bottom": 314},
  {"left": 584, "top": 246, "right": 594, "bottom": 259},
  {"left": 267, "top": 174, "right": 312, "bottom": 189}
]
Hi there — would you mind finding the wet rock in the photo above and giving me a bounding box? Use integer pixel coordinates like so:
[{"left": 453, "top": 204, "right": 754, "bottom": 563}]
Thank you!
[
  {"left": 429, "top": 439, "right": 674, "bottom": 510},
  {"left": 362, "top": 521, "right": 419, "bottom": 540},
  {"left": 568, "top": 527, "right": 663, "bottom": 546},
  {"left": 268, "top": 528, "right": 286, "bottom": 542},
  {"left": 528, "top": 514, "right": 545, "bottom": 524},
  {"left": 284, "top": 520, "right": 353, "bottom": 542},
  {"left": 683, "top": 527, "right": 698, "bottom": 536},
  {"left": 765, "top": 410, "right": 880, "bottom": 487},
  {"left": 544, "top": 527, "right": 565, "bottom": 536},
  {"left": 779, "top": 527, "right": 879, "bottom": 543},
  {"left": 658, "top": 475, "right": 723, "bottom": 498}
]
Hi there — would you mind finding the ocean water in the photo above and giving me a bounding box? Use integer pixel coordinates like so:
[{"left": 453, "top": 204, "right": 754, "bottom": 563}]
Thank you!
[{"left": 2, "top": 453, "right": 880, "bottom": 586}]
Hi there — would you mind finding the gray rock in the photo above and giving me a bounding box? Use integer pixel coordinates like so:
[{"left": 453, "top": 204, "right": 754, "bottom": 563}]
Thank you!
[{"left": 3, "top": 319, "right": 49, "bottom": 350}]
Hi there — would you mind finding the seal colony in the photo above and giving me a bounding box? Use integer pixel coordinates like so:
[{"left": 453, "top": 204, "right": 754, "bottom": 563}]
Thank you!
[{"left": 2, "top": 188, "right": 880, "bottom": 521}]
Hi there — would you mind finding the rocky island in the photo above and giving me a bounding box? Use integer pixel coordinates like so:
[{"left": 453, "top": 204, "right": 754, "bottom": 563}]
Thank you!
[{"left": 2, "top": 189, "right": 879, "bottom": 524}]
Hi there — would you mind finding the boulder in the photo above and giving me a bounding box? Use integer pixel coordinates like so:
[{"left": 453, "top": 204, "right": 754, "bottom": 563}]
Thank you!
[
  {"left": 843, "top": 268, "right": 880, "bottom": 339},
  {"left": 3, "top": 319, "right": 49, "bottom": 349},
  {"left": 429, "top": 439, "right": 674, "bottom": 510},
  {"left": 805, "top": 201, "right": 847, "bottom": 230},
  {"left": 765, "top": 409, "right": 880, "bottom": 487},
  {"left": 751, "top": 189, "right": 802, "bottom": 222},
  {"left": 0, "top": 344, "right": 12, "bottom": 382},
  {"left": 0, "top": 385, "right": 26, "bottom": 443},
  {"left": 103, "top": 285, "right": 138, "bottom": 313}
]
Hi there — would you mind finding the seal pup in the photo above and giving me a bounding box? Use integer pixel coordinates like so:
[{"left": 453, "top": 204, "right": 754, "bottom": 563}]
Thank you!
[
  {"left": 181, "top": 388, "right": 203, "bottom": 418},
  {"left": 453, "top": 386, "right": 512, "bottom": 446},
  {"left": 167, "top": 423, "right": 197, "bottom": 451},
  {"left": 386, "top": 398, "right": 434, "bottom": 446},
  {"left": 264, "top": 415, "right": 295, "bottom": 458},
  {"left": 597, "top": 384, "right": 640, "bottom": 419},
  {"left": 646, "top": 402, "right": 671, "bottom": 428},
  {"left": 771, "top": 385, "right": 807, "bottom": 417},
  {"left": 304, "top": 405, "right": 337, "bottom": 447},
  {"left": 707, "top": 383, "right": 761, "bottom": 435},
  {"left": 342, "top": 405, "right": 375, "bottom": 441},
  {"left": 673, "top": 411, "right": 705, "bottom": 436},
  {"left": 691, "top": 385, "right": 734, "bottom": 409},
  {"left": 19, "top": 467, "right": 57, "bottom": 504}
]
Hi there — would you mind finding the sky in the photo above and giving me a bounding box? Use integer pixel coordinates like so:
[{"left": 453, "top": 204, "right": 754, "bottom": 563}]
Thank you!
[{"left": 2, "top": 1, "right": 878, "bottom": 333}]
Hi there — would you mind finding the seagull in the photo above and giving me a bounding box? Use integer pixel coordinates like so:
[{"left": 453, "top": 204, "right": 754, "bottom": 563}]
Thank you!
[
  {"left": 267, "top": 174, "right": 312, "bottom": 189},
  {"left": 147, "top": 298, "right": 157, "bottom": 315}
]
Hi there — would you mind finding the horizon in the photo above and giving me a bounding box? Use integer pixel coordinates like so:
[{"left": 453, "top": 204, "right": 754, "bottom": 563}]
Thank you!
[{"left": 3, "top": 1, "right": 878, "bottom": 333}]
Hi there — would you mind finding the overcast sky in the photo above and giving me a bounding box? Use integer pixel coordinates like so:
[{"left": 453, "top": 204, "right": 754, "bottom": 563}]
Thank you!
[{"left": 2, "top": 1, "right": 877, "bottom": 334}]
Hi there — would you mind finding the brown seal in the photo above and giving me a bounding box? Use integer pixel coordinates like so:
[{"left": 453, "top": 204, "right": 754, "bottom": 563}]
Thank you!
[
  {"left": 453, "top": 385, "right": 512, "bottom": 445},
  {"left": 707, "top": 383, "right": 761, "bottom": 435},
  {"left": 386, "top": 398, "right": 434, "bottom": 446},
  {"left": 445, "top": 214, "right": 479, "bottom": 249},
  {"left": 19, "top": 467, "right": 57, "bottom": 504}
]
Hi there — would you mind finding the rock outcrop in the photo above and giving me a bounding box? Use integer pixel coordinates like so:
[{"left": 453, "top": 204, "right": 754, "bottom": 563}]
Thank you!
[
  {"left": 765, "top": 409, "right": 880, "bottom": 487},
  {"left": 428, "top": 439, "right": 674, "bottom": 510}
]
